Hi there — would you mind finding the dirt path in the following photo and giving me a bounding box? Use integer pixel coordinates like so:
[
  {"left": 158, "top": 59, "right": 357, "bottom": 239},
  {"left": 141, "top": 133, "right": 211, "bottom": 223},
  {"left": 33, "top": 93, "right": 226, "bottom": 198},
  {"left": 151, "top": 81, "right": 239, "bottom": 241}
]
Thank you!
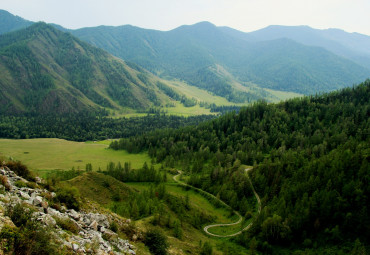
[{"left": 172, "top": 168, "right": 261, "bottom": 237}]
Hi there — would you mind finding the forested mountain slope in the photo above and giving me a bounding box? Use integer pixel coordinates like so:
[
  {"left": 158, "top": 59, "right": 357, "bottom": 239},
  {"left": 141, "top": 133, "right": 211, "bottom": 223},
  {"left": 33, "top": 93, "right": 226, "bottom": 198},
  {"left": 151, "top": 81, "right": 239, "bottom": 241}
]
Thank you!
[
  {"left": 0, "top": 22, "right": 183, "bottom": 114},
  {"left": 1, "top": 10, "right": 369, "bottom": 101},
  {"left": 0, "top": 9, "right": 32, "bottom": 35},
  {"left": 72, "top": 22, "right": 370, "bottom": 96},
  {"left": 111, "top": 80, "right": 370, "bottom": 252}
]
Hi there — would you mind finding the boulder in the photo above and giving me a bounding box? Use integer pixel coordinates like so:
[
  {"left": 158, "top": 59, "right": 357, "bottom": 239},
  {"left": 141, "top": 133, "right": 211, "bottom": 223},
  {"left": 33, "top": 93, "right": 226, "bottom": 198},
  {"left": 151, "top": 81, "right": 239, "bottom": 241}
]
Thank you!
[
  {"left": 98, "top": 226, "right": 106, "bottom": 233},
  {"left": 102, "top": 229, "right": 118, "bottom": 241},
  {"left": 19, "top": 191, "right": 30, "bottom": 200},
  {"left": 68, "top": 209, "right": 80, "bottom": 221},
  {"left": 32, "top": 196, "right": 43, "bottom": 206},
  {"left": 72, "top": 243, "right": 79, "bottom": 251},
  {"left": 39, "top": 214, "right": 57, "bottom": 227},
  {"left": 89, "top": 220, "right": 98, "bottom": 231}
]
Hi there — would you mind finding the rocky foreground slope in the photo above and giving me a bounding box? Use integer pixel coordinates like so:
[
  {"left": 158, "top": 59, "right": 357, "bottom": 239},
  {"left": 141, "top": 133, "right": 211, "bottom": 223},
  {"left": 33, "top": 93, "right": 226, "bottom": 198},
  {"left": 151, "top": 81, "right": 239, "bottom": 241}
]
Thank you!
[{"left": 0, "top": 166, "right": 136, "bottom": 255}]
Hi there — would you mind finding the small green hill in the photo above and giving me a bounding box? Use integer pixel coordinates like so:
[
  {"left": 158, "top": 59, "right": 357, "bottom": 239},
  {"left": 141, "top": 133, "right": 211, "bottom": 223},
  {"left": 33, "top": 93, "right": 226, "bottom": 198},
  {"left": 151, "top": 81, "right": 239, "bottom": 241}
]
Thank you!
[{"left": 66, "top": 172, "right": 132, "bottom": 206}]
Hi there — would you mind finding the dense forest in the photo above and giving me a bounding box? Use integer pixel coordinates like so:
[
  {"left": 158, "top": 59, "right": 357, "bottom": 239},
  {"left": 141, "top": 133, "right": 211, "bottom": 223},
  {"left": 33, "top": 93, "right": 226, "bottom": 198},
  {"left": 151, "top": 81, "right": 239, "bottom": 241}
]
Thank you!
[
  {"left": 0, "top": 113, "right": 214, "bottom": 141},
  {"left": 110, "top": 80, "right": 370, "bottom": 252}
]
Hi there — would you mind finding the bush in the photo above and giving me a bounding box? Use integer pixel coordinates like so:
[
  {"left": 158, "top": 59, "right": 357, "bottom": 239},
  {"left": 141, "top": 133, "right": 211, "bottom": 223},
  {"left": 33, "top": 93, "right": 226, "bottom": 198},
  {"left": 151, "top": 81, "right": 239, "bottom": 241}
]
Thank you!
[
  {"left": 6, "top": 203, "right": 33, "bottom": 227},
  {"left": 2, "top": 204, "right": 58, "bottom": 254},
  {"left": 110, "top": 221, "right": 118, "bottom": 233},
  {"left": 0, "top": 175, "right": 11, "bottom": 190},
  {"left": 200, "top": 241, "right": 213, "bottom": 255},
  {"left": 173, "top": 220, "right": 183, "bottom": 240},
  {"left": 14, "top": 180, "right": 28, "bottom": 188},
  {"left": 54, "top": 217, "right": 79, "bottom": 234},
  {"left": 5, "top": 161, "right": 34, "bottom": 181},
  {"left": 55, "top": 186, "right": 80, "bottom": 210},
  {"left": 144, "top": 228, "right": 168, "bottom": 255}
]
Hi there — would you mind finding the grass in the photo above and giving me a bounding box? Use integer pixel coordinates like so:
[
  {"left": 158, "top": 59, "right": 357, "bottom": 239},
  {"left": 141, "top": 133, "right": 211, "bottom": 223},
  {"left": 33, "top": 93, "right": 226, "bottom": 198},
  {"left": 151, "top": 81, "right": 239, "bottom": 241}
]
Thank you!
[
  {"left": 163, "top": 102, "right": 215, "bottom": 116},
  {"left": 0, "top": 138, "right": 151, "bottom": 173},
  {"left": 265, "top": 88, "right": 303, "bottom": 102},
  {"left": 125, "top": 181, "right": 250, "bottom": 254},
  {"left": 65, "top": 172, "right": 132, "bottom": 206},
  {"left": 166, "top": 79, "right": 238, "bottom": 106},
  {"left": 125, "top": 181, "right": 237, "bottom": 225}
]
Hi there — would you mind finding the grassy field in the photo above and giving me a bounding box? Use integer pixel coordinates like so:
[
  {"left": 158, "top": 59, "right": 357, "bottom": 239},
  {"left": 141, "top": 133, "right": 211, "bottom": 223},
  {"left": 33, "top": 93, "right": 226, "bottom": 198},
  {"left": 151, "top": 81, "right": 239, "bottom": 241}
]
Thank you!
[{"left": 0, "top": 138, "right": 151, "bottom": 173}]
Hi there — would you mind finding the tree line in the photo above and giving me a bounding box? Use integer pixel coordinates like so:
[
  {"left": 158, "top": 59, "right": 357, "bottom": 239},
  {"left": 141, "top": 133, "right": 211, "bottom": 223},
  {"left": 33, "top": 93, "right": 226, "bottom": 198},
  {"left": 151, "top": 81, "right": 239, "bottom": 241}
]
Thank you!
[{"left": 0, "top": 112, "right": 214, "bottom": 141}]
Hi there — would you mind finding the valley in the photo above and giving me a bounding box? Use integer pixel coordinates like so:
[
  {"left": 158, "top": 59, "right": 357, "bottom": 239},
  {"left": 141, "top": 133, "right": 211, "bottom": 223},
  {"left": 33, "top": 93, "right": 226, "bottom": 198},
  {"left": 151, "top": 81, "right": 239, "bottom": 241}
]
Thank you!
[
  {"left": 0, "top": 8, "right": 369, "bottom": 255},
  {"left": 0, "top": 138, "right": 151, "bottom": 174}
]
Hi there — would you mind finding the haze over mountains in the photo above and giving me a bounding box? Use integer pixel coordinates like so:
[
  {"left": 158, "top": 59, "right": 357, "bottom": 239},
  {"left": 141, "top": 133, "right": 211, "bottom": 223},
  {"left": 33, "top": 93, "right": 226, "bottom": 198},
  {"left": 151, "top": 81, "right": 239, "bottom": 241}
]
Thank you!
[
  {"left": 72, "top": 22, "right": 370, "bottom": 96},
  {"left": 0, "top": 9, "right": 369, "bottom": 114}
]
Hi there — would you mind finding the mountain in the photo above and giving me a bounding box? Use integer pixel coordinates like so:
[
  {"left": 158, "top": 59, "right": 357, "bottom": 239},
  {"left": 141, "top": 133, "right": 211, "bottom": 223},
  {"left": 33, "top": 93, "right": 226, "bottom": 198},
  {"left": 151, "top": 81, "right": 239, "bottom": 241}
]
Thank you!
[
  {"left": 238, "top": 25, "right": 370, "bottom": 69},
  {"left": 0, "top": 10, "right": 369, "bottom": 99},
  {"left": 71, "top": 21, "right": 370, "bottom": 95},
  {"left": 0, "top": 22, "right": 186, "bottom": 114},
  {"left": 0, "top": 9, "right": 32, "bottom": 35}
]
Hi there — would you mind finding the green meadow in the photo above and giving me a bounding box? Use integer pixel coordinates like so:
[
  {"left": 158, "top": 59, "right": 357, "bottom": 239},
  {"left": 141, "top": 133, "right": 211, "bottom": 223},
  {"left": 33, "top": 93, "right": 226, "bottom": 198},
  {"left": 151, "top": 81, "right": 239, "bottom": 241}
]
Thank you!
[{"left": 0, "top": 138, "right": 150, "bottom": 174}]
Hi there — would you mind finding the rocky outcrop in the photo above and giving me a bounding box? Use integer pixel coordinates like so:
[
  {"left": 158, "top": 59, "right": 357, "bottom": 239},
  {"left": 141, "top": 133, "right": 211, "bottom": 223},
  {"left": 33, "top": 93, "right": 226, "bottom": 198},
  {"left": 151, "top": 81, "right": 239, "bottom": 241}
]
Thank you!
[{"left": 0, "top": 167, "right": 136, "bottom": 255}]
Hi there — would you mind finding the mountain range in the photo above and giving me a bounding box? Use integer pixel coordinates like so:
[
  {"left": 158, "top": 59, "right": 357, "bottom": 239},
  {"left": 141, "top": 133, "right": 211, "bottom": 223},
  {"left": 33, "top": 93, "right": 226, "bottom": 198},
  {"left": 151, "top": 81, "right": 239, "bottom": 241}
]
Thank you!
[
  {"left": 0, "top": 9, "right": 369, "bottom": 114},
  {"left": 0, "top": 22, "right": 181, "bottom": 114}
]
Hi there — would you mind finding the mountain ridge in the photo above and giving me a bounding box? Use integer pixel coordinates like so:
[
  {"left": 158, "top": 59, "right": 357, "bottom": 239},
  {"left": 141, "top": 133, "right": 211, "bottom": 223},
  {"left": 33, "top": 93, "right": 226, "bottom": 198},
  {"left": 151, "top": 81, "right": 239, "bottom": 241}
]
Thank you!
[
  {"left": 0, "top": 10, "right": 369, "bottom": 103},
  {"left": 0, "top": 22, "right": 179, "bottom": 114}
]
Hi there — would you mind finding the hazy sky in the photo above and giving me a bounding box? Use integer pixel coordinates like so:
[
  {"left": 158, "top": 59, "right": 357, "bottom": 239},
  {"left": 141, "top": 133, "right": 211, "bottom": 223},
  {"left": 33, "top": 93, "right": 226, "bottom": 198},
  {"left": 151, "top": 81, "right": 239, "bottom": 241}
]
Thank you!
[{"left": 1, "top": 0, "right": 370, "bottom": 35}]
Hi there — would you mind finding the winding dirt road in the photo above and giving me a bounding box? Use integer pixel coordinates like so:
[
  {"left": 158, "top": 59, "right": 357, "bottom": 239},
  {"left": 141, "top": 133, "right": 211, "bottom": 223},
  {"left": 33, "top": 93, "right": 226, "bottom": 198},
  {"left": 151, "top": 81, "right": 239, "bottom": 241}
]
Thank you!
[{"left": 173, "top": 168, "right": 261, "bottom": 237}]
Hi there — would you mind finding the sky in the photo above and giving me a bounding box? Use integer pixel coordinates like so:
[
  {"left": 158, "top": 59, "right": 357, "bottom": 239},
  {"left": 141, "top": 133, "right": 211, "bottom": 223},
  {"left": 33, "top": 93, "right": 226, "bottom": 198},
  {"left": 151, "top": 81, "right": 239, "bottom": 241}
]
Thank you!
[{"left": 1, "top": 0, "right": 370, "bottom": 35}]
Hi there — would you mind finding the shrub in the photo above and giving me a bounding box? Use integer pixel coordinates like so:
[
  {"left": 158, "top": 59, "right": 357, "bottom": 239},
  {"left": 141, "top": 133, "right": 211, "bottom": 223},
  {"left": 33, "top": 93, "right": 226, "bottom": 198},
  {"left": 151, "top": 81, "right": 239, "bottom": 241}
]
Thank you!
[
  {"left": 200, "top": 241, "right": 213, "bottom": 255},
  {"left": 0, "top": 175, "right": 11, "bottom": 190},
  {"left": 54, "top": 216, "right": 79, "bottom": 234},
  {"left": 55, "top": 186, "right": 80, "bottom": 210},
  {"left": 110, "top": 221, "right": 118, "bottom": 233},
  {"left": 5, "top": 161, "right": 34, "bottom": 181},
  {"left": 14, "top": 180, "right": 28, "bottom": 188},
  {"left": 144, "top": 228, "right": 168, "bottom": 255},
  {"left": 2, "top": 204, "right": 58, "bottom": 254},
  {"left": 173, "top": 220, "right": 183, "bottom": 240},
  {"left": 6, "top": 203, "right": 33, "bottom": 227}
]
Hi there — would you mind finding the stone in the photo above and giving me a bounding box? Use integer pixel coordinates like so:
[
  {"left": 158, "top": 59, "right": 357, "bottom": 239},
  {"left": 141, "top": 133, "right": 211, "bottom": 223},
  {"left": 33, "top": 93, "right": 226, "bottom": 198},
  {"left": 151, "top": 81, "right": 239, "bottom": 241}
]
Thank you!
[
  {"left": 68, "top": 209, "right": 80, "bottom": 220},
  {"left": 102, "top": 229, "right": 118, "bottom": 241},
  {"left": 39, "top": 214, "right": 56, "bottom": 227},
  {"left": 0, "top": 165, "right": 137, "bottom": 255},
  {"left": 35, "top": 176, "right": 43, "bottom": 184},
  {"left": 89, "top": 220, "right": 98, "bottom": 231},
  {"left": 19, "top": 191, "right": 30, "bottom": 200},
  {"left": 72, "top": 243, "right": 79, "bottom": 251},
  {"left": 0, "top": 215, "right": 15, "bottom": 231},
  {"left": 48, "top": 207, "right": 61, "bottom": 217},
  {"left": 32, "top": 196, "right": 43, "bottom": 206},
  {"left": 41, "top": 200, "right": 48, "bottom": 209}
]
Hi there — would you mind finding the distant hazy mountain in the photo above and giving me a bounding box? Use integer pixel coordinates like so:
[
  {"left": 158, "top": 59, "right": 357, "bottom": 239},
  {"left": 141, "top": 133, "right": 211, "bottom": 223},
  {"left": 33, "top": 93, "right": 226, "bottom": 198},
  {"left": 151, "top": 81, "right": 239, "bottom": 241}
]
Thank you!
[
  {"left": 72, "top": 21, "right": 370, "bottom": 95},
  {"left": 236, "top": 25, "right": 370, "bottom": 69},
  {"left": 0, "top": 23, "right": 179, "bottom": 114},
  {"left": 1, "top": 10, "right": 369, "bottom": 99},
  {"left": 0, "top": 10, "right": 32, "bottom": 35}
]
